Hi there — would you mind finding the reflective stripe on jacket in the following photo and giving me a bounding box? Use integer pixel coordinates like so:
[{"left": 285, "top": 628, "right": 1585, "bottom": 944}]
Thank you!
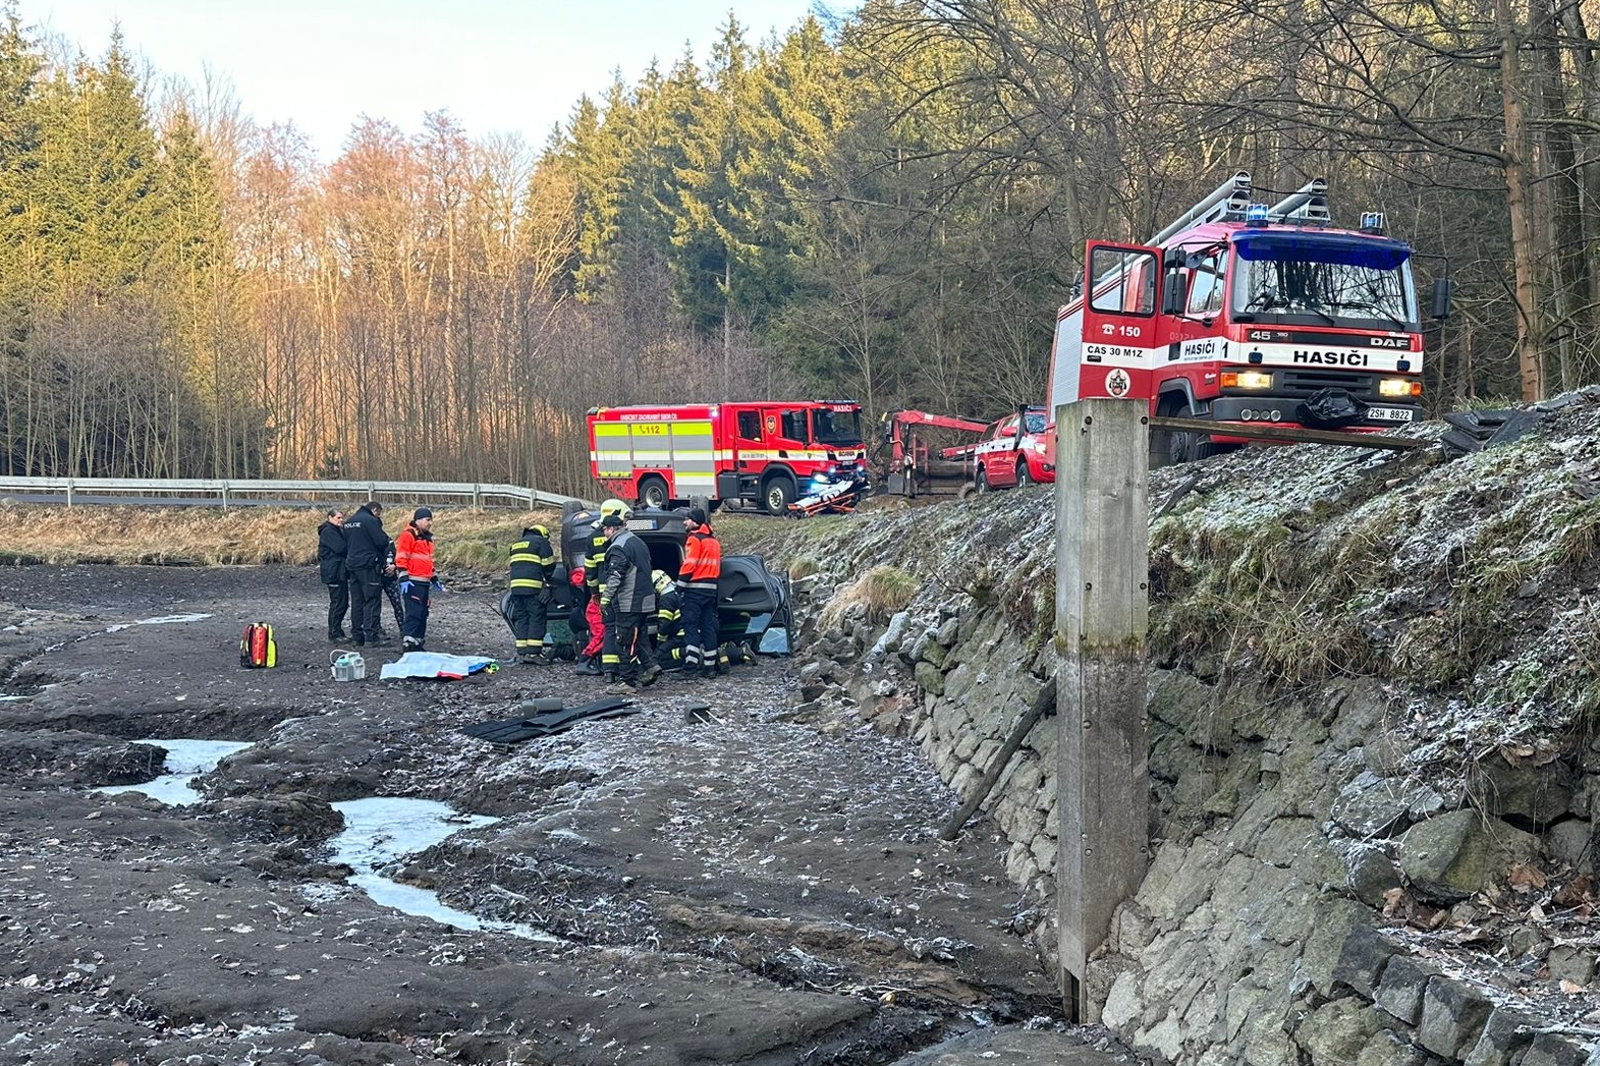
[
  {"left": 679, "top": 528, "right": 722, "bottom": 592},
  {"left": 584, "top": 525, "right": 607, "bottom": 591},
  {"left": 653, "top": 570, "right": 682, "bottom": 625},
  {"left": 509, "top": 525, "right": 555, "bottom": 592},
  {"left": 394, "top": 525, "right": 435, "bottom": 579},
  {"left": 601, "top": 530, "right": 655, "bottom": 614}
]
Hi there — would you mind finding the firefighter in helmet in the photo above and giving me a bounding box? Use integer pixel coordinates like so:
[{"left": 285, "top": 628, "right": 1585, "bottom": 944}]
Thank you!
[
  {"left": 576, "top": 498, "right": 632, "bottom": 678},
  {"left": 507, "top": 521, "right": 557, "bottom": 663},
  {"left": 651, "top": 569, "right": 685, "bottom": 668}
]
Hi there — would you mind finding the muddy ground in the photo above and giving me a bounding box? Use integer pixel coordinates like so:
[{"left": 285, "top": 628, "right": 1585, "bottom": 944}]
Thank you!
[{"left": 0, "top": 565, "right": 1123, "bottom": 1065}]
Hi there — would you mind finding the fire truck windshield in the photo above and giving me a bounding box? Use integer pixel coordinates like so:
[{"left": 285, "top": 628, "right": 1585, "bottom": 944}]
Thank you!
[
  {"left": 1230, "top": 232, "right": 1418, "bottom": 328},
  {"left": 812, "top": 408, "right": 863, "bottom": 446},
  {"left": 1023, "top": 412, "right": 1047, "bottom": 434}
]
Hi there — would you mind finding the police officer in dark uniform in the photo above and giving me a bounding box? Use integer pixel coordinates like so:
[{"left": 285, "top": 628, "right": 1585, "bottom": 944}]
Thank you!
[
  {"left": 317, "top": 508, "right": 349, "bottom": 641},
  {"left": 342, "top": 501, "right": 393, "bottom": 647}
]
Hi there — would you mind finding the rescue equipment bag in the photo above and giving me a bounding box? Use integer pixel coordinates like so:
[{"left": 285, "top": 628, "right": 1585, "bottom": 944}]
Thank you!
[{"left": 240, "top": 622, "right": 277, "bottom": 668}]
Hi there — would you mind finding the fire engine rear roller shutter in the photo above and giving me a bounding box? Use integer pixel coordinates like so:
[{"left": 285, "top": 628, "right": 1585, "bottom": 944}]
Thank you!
[
  {"left": 594, "top": 423, "right": 635, "bottom": 478},
  {"left": 669, "top": 422, "right": 717, "bottom": 491}
]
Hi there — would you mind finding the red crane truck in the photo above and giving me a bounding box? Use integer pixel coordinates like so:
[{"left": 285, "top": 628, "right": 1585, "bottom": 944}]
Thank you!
[
  {"left": 1048, "top": 172, "right": 1450, "bottom": 465},
  {"left": 587, "top": 401, "right": 868, "bottom": 516}
]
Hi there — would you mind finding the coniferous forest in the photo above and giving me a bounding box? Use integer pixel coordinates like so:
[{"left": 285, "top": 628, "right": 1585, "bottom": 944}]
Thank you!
[{"left": 2, "top": 0, "right": 1596, "bottom": 491}]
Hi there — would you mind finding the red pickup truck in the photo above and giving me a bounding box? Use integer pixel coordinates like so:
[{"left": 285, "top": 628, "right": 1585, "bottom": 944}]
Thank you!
[{"left": 971, "top": 406, "right": 1055, "bottom": 491}]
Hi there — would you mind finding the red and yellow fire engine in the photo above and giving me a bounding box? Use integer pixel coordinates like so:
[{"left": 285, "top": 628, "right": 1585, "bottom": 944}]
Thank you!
[
  {"left": 1048, "top": 172, "right": 1449, "bottom": 464},
  {"left": 587, "top": 401, "right": 868, "bottom": 516}
]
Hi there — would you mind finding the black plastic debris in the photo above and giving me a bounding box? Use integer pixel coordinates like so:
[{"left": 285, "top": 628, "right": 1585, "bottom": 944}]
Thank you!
[
  {"left": 461, "top": 697, "right": 638, "bottom": 745},
  {"left": 1299, "top": 388, "right": 1367, "bottom": 428},
  {"left": 683, "top": 704, "right": 714, "bottom": 725},
  {"left": 1439, "top": 409, "right": 1543, "bottom": 458}
]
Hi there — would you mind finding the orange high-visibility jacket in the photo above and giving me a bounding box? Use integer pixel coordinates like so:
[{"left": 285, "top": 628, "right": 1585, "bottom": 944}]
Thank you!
[
  {"left": 679, "top": 528, "right": 722, "bottom": 592},
  {"left": 394, "top": 525, "right": 436, "bottom": 579}
]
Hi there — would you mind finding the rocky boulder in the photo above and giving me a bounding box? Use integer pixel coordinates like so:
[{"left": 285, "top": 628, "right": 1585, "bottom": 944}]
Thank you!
[{"left": 1397, "top": 809, "right": 1539, "bottom": 901}]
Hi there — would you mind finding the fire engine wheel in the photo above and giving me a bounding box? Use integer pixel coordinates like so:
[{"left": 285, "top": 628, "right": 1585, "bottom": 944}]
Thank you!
[
  {"left": 1015, "top": 461, "right": 1031, "bottom": 487},
  {"left": 762, "top": 476, "right": 796, "bottom": 516},
  {"left": 975, "top": 468, "right": 990, "bottom": 494},
  {"left": 638, "top": 475, "right": 670, "bottom": 510}
]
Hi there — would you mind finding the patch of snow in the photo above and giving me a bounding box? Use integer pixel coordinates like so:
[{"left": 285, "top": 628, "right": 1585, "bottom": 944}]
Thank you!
[
  {"left": 105, "top": 612, "right": 212, "bottom": 633},
  {"left": 96, "top": 738, "right": 254, "bottom": 806},
  {"left": 330, "top": 796, "right": 557, "bottom": 942}
]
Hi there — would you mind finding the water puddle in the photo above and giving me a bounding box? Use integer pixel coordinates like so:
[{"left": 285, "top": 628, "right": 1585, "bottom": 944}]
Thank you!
[
  {"left": 330, "top": 797, "right": 555, "bottom": 941},
  {"left": 97, "top": 738, "right": 254, "bottom": 806},
  {"left": 105, "top": 612, "right": 213, "bottom": 633}
]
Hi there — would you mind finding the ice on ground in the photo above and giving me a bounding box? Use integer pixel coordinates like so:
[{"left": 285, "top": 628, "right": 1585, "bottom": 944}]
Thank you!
[
  {"left": 97, "top": 738, "right": 254, "bottom": 806},
  {"left": 330, "top": 796, "right": 556, "bottom": 941}
]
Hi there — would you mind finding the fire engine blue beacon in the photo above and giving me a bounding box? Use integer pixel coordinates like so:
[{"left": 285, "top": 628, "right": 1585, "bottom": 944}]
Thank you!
[{"left": 1245, "top": 203, "right": 1270, "bottom": 225}]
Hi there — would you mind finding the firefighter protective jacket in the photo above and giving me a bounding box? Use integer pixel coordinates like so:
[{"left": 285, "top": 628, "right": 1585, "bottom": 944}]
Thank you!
[
  {"left": 652, "top": 570, "right": 682, "bottom": 631},
  {"left": 394, "top": 524, "right": 436, "bottom": 580},
  {"left": 342, "top": 505, "right": 391, "bottom": 571},
  {"left": 679, "top": 527, "right": 722, "bottom": 593},
  {"left": 509, "top": 525, "right": 556, "bottom": 593},
  {"left": 584, "top": 523, "right": 608, "bottom": 592},
  {"left": 317, "top": 521, "right": 346, "bottom": 584},
  {"left": 601, "top": 530, "right": 656, "bottom": 614}
]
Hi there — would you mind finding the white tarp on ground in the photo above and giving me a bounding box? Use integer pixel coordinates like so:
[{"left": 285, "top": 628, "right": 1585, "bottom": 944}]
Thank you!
[{"left": 378, "top": 652, "right": 497, "bottom": 680}]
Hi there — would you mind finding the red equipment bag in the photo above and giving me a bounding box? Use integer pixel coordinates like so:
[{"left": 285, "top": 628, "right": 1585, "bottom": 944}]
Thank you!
[{"left": 239, "top": 622, "right": 277, "bottom": 668}]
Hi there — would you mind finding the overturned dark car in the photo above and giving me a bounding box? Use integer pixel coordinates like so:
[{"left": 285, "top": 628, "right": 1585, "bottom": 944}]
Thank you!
[{"left": 499, "top": 504, "right": 793, "bottom": 655}]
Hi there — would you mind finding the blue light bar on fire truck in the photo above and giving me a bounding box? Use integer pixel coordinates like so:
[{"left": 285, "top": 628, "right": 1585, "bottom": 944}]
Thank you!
[{"left": 1245, "top": 203, "right": 1270, "bottom": 225}]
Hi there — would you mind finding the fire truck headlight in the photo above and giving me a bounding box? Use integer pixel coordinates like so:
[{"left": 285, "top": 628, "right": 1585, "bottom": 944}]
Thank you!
[
  {"left": 1221, "top": 371, "right": 1274, "bottom": 390},
  {"left": 1379, "top": 377, "right": 1422, "bottom": 398}
]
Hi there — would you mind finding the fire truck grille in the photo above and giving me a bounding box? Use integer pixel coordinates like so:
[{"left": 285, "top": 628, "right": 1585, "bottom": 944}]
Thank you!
[{"left": 1276, "top": 369, "right": 1385, "bottom": 399}]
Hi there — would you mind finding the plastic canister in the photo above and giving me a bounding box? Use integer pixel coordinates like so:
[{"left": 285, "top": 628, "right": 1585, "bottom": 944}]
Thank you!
[{"left": 331, "top": 650, "right": 367, "bottom": 682}]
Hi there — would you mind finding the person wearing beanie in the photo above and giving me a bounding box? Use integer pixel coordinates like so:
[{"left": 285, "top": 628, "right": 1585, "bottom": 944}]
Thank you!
[
  {"left": 598, "top": 513, "right": 659, "bottom": 689},
  {"left": 677, "top": 506, "right": 723, "bottom": 678},
  {"left": 394, "top": 507, "right": 439, "bottom": 651}
]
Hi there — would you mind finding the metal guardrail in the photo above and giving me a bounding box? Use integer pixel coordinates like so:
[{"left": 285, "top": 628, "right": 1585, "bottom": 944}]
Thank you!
[{"left": 0, "top": 477, "right": 585, "bottom": 509}]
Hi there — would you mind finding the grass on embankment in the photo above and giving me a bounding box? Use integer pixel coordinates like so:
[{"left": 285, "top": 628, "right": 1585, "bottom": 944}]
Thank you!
[
  {"left": 0, "top": 504, "right": 566, "bottom": 575},
  {"left": 0, "top": 504, "right": 803, "bottom": 577}
]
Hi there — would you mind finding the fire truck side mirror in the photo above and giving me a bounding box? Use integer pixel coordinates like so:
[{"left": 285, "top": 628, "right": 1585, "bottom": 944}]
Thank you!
[
  {"left": 1431, "top": 277, "right": 1452, "bottom": 321},
  {"left": 1162, "top": 271, "right": 1189, "bottom": 315}
]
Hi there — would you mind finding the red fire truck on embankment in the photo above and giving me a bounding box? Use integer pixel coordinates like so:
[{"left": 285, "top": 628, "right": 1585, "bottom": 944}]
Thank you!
[
  {"left": 1048, "top": 171, "right": 1450, "bottom": 465},
  {"left": 587, "top": 401, "right": 868, "bottom": 516}
]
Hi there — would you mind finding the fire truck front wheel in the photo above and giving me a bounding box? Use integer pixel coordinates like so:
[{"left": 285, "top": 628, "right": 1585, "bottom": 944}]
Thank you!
[
  {"left": 638, "top": 475, "right": 670, "bottom": 510},
  {"left": 762, "top": 475, "right": 796, "bottom": 516}
]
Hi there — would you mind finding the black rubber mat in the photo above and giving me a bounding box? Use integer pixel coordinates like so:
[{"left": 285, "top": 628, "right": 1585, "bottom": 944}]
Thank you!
[{"left": 460, "top": 697, "right": 637, "bottom": 745}]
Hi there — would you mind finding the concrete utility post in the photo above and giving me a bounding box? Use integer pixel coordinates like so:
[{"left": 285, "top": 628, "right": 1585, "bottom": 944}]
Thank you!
[{"left": 1054, "top": 398, "right": 1150, "bottom": 1023}]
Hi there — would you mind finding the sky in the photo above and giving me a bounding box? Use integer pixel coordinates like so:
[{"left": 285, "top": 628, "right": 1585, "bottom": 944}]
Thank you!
[{"left": 34, "top": 0, "right": 832, "bottom": 158}]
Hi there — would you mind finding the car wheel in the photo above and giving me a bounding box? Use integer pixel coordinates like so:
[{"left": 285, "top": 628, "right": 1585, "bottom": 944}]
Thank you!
[
  {"left": 975, "top": 468, "right": 989, "bottom": 494},
  {"left": 1016, "top": 461, "right": 1031, "bottom": 487},
  {"left": 639, "top": 475, "right": 669, "bottom": 510}
]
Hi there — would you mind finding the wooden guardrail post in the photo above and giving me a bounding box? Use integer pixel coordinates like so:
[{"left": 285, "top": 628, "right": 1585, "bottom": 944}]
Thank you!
[{"left": 1055, "top": 398, "right": 1150, "bottom": 1023}]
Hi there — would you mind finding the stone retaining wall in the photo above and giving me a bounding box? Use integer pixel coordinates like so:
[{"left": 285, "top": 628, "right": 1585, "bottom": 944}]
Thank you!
[{"left": 794, "top": 573, "right": 1599, "bottom": 1066}]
